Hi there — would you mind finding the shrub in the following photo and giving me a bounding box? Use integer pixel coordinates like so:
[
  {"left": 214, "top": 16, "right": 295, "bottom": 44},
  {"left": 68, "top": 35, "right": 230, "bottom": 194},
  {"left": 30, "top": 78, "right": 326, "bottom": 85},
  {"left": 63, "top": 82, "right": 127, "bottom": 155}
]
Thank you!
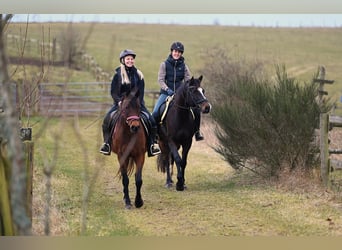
[{"left": 203, "top": 50, "right": 332, "bottom": 178}]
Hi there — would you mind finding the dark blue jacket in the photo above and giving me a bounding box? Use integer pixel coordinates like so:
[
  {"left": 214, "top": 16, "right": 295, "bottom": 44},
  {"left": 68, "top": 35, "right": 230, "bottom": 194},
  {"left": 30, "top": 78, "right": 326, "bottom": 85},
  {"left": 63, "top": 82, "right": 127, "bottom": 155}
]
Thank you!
[
  {"left": 160, "top": 54, "right": 186, "bottom": 95},
  {"left": 110, "top": 65, "right": 147, "bottom": 112}
]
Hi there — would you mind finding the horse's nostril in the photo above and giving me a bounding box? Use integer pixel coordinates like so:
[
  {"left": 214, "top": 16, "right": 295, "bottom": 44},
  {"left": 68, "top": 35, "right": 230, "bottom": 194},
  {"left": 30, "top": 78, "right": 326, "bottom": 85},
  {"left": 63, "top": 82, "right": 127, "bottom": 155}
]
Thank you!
[{"left": 205, "top": 105, "right": 211, "bottom": 113}]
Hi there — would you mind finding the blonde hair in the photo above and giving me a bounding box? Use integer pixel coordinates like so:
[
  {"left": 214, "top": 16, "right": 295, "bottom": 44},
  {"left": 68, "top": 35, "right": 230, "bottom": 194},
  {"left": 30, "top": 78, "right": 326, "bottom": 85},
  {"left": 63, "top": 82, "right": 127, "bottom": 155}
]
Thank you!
[
  {"left": 120, "top": 64, "right": 144, "bottom": 84},
  {"left": 120, "top": 64, "right": 130, "bottom": 84}
]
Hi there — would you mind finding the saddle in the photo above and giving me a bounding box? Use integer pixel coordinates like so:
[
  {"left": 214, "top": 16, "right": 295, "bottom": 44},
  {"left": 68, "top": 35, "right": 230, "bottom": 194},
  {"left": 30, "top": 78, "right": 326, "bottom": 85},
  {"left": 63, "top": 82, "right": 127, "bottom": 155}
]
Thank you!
[{"left": 140, "top": 111, "right": 152, "bottom": 136}]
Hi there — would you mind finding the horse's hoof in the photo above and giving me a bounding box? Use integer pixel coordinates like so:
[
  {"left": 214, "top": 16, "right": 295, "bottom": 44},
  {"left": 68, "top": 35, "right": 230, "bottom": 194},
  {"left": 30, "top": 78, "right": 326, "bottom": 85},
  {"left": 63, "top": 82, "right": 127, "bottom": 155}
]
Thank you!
[
  {"left": 176, "top": 184, "right": 185, "bottom": 191},
  {"left": 165, "top": 183, "right": 173, "bottom": 189},
  {"left": 135, "top": 199, "right": 144, "bottom": 208},
  {"left": 125, "top": 204, "right": 132, "bottom": 209}
]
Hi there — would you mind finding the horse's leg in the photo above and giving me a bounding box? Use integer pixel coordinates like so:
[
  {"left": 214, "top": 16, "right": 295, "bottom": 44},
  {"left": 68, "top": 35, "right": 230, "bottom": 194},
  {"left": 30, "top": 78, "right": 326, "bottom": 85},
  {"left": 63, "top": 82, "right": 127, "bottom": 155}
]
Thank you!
[
  {"left": 180, "top": 142, "right": 192, "bottom": 190},
  {"left": 170, "top": 154, "right": 174, "bottom": 177},
  {"left": 168, "top": 142, "right": 184, "bottom": 191},
  {"left": 159, "top": 148, "right": 172, "bottom": 188},
  {"left": 165, "top": 152, "right": 173, "bottom": 188},
  {"left": 158, "top": 127, "right": 173, "bottom": 188},
  {"left": 121, "top": 169, "right": 132, "bottom": 209},
  {"left": 134, "top": 163, "right": 144, "bottom": 208}
]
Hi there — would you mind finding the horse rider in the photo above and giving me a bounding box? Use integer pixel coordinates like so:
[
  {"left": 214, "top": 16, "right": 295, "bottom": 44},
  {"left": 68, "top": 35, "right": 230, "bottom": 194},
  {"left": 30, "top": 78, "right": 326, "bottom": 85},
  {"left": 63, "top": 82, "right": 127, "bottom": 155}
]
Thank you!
[
  {"left": 99, "top": 49, "right": 161, "bottom": 157},
  {"left": 152, "top": 41, "right": 204, "bottom": 141}
]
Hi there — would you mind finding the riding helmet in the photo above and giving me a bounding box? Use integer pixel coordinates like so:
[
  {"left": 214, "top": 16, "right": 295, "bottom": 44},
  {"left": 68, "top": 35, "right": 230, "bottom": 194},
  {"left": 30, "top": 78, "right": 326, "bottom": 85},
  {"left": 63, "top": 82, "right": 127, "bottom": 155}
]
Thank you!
[
  {"left": 170, "top": 41, "right": 184, "bottom": 53},
  {"left": 119, "top": 49, "right": 136, "bottom": 63}
]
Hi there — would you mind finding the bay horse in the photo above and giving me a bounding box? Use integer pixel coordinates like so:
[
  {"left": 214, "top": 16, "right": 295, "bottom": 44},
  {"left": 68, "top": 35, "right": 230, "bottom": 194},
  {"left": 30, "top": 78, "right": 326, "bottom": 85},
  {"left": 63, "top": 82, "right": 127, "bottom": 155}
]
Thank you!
[
  {"left": 111, "top": 86, "right": 146, "bottom": 209},
  {"left": 157, "top": 75, "right": 211, "bottom": 191}
]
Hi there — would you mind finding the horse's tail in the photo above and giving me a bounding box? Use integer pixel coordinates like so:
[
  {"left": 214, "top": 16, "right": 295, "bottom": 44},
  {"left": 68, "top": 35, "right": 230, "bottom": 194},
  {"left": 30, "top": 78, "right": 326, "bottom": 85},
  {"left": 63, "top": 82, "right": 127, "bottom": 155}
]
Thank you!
[
  {"left": 127, "top": 157, "right": 135, "bottom": 176},
  {"left": 157, "top": 154, "right": 166, "bottom": 173},
  {"left": 116, "top": 157, "right": 135, "bottom": 177}
]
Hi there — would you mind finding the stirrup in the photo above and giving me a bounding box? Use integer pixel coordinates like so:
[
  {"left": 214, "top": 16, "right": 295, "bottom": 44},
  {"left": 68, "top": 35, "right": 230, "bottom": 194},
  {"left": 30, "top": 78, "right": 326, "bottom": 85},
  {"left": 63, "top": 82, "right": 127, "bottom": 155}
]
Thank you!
[
  {"left": 148, "top": 144, "right": 161, "bottom": 157},
  {"left": 100, "top": 143, "right": 111, "bottom": 155}
]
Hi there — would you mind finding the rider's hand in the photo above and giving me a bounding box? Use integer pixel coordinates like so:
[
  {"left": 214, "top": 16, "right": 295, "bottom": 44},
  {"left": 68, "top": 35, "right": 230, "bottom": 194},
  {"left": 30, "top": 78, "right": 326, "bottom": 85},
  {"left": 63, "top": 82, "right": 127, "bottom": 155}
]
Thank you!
[{"left": 166, "top": 88, "right": 174, "bottom": 96}]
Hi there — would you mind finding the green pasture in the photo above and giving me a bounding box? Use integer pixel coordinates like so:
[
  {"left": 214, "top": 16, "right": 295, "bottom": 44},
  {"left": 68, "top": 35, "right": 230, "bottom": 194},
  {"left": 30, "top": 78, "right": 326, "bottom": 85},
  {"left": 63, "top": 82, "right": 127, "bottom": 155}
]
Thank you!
[{"left": 6, "top": 22, "right": 342, "bottom": 110}]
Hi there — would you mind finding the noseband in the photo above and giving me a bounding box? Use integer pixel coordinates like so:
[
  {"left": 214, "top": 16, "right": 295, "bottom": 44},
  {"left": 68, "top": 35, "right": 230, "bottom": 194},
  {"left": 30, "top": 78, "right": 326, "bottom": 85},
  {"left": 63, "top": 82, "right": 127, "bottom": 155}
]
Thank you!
[{"left": 126, "top": 115, "right": 140, "bottom": 125}]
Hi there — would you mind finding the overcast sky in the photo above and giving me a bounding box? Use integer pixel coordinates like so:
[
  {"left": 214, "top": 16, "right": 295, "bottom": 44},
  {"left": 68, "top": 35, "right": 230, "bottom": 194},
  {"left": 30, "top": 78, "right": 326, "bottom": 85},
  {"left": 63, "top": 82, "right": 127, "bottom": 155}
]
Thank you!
[{"left": 11, "top": 14, "right": 342, "bottom": 27}]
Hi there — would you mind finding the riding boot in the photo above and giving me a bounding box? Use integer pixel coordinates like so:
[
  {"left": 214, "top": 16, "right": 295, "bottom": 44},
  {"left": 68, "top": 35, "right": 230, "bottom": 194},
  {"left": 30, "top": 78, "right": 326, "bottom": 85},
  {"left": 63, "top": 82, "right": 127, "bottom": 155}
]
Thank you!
[
  {"left": 194, "top": 110, "right": 204, "bottom": 141},
  {"left": 100, "top": 113, "right": 112, "bottom": 155},
  {"left": 152, "top": 111, "right": 160, "bottom": 125},
  {"left": 147, "top": 126, "right": 161, "bottom": 157}
]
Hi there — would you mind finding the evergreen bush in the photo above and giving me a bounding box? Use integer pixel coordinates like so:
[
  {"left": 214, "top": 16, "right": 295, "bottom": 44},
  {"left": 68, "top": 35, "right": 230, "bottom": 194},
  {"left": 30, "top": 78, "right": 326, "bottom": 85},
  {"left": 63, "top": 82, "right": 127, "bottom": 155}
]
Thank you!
[{"left": 203, "top": 50, "right": 332, "bottom": 178}]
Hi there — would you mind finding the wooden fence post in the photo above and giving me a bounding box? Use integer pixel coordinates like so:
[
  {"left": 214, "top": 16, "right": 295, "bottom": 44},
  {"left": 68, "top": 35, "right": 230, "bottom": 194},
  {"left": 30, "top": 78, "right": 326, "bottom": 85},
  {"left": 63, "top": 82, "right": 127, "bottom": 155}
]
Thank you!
[
  {"left": 320, "top": 113, "right": 330, "bottom": 187},
  {"left": 318, "top": 66, "right": 325, "bottom": 105},
  {"left": 314, "top": 66, "right": 335, "bottom": 188},
  {"left": 23, "top": 141, "right": 33, "bottom": 221}
]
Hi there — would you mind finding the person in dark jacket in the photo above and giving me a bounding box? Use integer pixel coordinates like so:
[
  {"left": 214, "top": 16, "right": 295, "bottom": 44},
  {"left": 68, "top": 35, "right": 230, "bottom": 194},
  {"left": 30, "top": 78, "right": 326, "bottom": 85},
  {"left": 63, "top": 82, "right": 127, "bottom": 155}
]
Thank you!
[
  {"left": 100, "top": 49, "right": 161, "bottom": 156},
  {"left": 152, "top": 41, "right": 204, "bottom": 141}
]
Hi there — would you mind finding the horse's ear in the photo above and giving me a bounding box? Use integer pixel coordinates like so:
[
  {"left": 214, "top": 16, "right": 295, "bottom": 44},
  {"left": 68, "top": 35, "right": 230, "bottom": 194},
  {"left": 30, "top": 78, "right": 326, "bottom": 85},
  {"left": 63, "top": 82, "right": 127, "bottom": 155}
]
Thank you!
[
  {"left": 199, "top": 75, "right": 203, "bottom": 82},
  {"left": 188, "top": 76, "right": 194, "bottom": 86}
]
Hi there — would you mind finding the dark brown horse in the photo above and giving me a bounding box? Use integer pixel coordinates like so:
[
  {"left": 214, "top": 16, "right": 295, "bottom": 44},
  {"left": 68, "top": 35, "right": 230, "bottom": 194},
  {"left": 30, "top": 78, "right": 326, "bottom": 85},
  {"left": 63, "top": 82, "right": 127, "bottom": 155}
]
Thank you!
[
  {"left": 111, "top": 86, "right": 146, "bottom": 209},
  {"left": 157, "top": 75, "right": 211, "bottom": 191}
]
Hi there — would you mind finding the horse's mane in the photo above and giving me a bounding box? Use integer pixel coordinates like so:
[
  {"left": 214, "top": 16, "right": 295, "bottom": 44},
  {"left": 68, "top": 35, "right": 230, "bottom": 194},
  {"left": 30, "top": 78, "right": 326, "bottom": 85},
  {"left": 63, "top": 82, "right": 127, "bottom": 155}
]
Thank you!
[{"left": 176, "top": 79, "right": 188, "bottom": 94}]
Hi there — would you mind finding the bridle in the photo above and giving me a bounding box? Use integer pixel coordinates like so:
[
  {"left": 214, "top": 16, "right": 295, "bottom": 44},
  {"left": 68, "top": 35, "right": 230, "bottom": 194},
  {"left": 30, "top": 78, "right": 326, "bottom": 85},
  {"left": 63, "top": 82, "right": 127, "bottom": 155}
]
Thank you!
[
  {"left": 119, "top": 97, "right": 141, "bottom": 132},
  {"left": 126, "top": 115, "right": 140, "bottom": 126},
  {"left": 174, "top": 85, "right": 208, "bottom": 110}
]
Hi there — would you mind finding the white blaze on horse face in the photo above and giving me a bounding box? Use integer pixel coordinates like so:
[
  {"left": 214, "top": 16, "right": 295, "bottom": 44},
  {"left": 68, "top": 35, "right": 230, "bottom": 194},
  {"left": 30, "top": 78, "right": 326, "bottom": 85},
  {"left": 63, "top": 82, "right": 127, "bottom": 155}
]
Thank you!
[
  {"left": 197, "top": 87, "right": 211, "bottom": 113},
  {"left": 197, "top": 87, "right": 206, "bottom": 100}
]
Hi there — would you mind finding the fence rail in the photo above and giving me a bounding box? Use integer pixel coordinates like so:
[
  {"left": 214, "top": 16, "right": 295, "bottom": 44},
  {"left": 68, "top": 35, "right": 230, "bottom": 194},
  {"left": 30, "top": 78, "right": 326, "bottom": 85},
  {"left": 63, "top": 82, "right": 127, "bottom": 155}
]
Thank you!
[{"left": 38, "top": 82, "right": 159, "bottom": 116}]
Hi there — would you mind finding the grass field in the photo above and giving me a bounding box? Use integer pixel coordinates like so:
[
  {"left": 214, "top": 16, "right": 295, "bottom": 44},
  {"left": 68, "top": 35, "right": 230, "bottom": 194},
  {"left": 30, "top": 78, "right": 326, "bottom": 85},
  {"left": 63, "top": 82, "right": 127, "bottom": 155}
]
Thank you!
[
  {"left": 6, "top": 22, "right": 342, "bottom": 108},
  {"left": 5, "top": 21, "right": 342, "bottom": 235},
  {"left": 29, "top": 116, "right": 342, "bottom": 236}
]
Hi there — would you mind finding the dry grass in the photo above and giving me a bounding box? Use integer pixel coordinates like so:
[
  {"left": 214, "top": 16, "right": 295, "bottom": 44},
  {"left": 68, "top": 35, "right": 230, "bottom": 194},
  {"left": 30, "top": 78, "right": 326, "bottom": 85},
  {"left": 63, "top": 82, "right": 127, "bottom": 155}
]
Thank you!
[{"left": 30, "top": 116, "right": 342, "bottom": 236}]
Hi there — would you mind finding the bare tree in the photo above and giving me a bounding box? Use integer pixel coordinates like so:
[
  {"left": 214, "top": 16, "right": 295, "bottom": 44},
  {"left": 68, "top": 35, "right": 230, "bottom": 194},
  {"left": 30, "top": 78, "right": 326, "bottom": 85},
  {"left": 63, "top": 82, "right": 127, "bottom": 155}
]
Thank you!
[
  {"left": 59, "top": 22, "right": 83, "bottom": 69},
  {"left": 0, "top": 14, "right": 32, "bottom": 235}
]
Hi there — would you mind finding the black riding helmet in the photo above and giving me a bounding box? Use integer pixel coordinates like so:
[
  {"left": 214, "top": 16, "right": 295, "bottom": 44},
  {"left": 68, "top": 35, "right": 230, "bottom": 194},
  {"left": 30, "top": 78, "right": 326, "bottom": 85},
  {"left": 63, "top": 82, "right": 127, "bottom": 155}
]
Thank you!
[
  {"left": 119, "top": 49, "right": 136, "bottom": 64},
  {"left": 170, "top": 41, "right": 184, "bottom": 53}
]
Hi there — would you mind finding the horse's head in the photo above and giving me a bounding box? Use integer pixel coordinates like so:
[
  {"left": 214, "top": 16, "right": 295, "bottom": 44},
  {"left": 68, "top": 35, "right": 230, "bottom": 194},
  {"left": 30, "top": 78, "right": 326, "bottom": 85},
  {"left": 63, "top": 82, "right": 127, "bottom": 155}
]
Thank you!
[
  {"left": 185, "top": 75, "right": 211, "bottom": 114},
  {"left": 120, "top": 87, "right": 141, "bottom": 133}
]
